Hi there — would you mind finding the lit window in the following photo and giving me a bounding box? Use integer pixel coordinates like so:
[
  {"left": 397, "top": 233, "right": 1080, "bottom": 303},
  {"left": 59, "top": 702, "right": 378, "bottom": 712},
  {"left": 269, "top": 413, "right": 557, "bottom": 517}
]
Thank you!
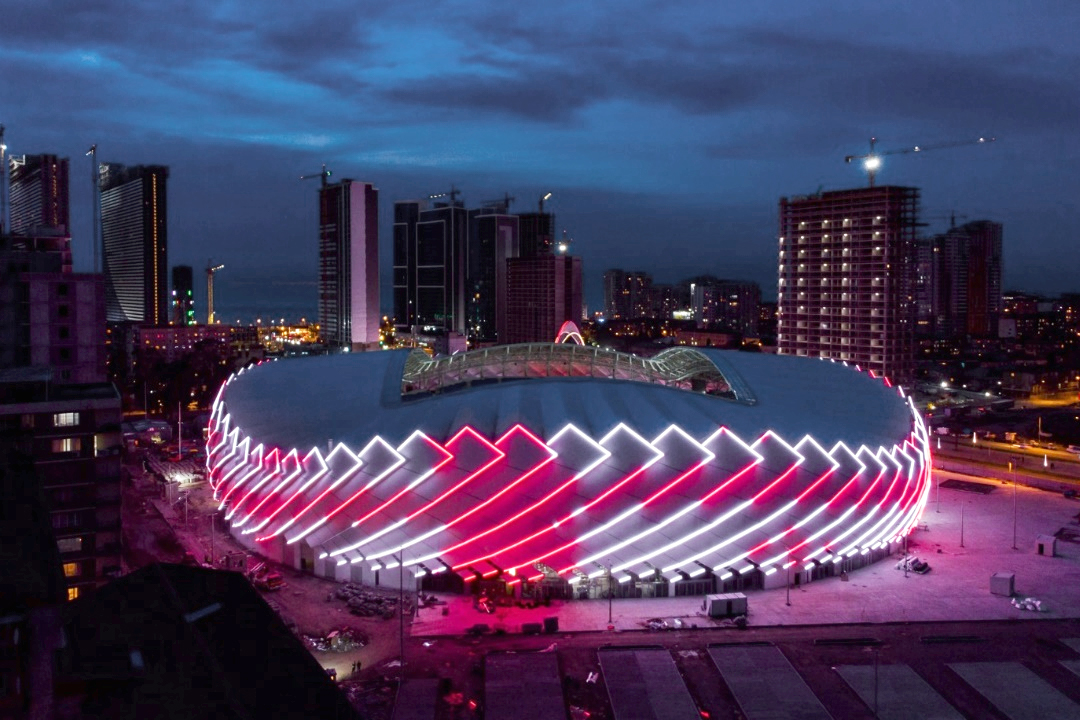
[
  {"left": 51, "top": 438, "right": 81, "bottom": 454},
  {"left": 53, "top": 412, "right": 79, "bottom": 427},
  {"left": 57, "top": 537, "right": 83, "bottom": 553},
  {"left": 67, "top": 587, "right": 80, "bottom": 601},
  {"left": 63, "top": 562, "right": 79, "bottom": 577}
]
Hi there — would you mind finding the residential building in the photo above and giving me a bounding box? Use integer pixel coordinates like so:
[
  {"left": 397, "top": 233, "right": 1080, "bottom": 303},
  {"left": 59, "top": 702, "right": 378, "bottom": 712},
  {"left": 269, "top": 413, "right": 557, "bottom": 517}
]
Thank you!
[
  {"left": 7, "top": 153, "right": 70, "bottom": 236},
  {"left": 517, "top": 211, "right": 554, "bottom": 258},
  {"left": 135, "top": 324, "right": 261, "bottom": 363},
  {"left": 690, "top": 278, "right": 760, "bottom": 336},
  {"left": 393, "top": 198, "right": 469, "bottom": 335},
  {"left": 467, "top": 204, "right": 519, "bottom": 343},
  {"left": 0, "top": 368, "right": 123, "bottom": 600},
  {"left": 100, "top": 163, "right": 169, "bottom": 325},
  {"left": 778, "top": 186, "right": 918, "bottom": 382},
  {"left": 317, "top": 179, "right": 379, "bottom": 350},
  {"left": 171, "top": 264, "right": 194, "bottom": 326},
  {"left": 916, "top": 221, "right": 1003, "bottom": 338},
  {"left": 648, "top": 283, "right": 685, "bottom": 320},
  {"left": 505, "top": 254, "right": 582, "bottom": 344},
  {"left": 603, "top": 269, "right": 652, "bottom": 319},
  {"left": 1, "top": 233, "right": 105, "bottom": 384}
]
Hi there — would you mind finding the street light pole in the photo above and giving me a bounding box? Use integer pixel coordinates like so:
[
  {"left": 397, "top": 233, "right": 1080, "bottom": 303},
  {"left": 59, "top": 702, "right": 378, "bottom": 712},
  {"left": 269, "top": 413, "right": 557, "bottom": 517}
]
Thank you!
[
  {"left": 873, "top": 648, "right": 879, "bottom": 718},
  {"left": 1012, "top": 468, "right": 1018, "bottom": 550},
  {"left": 397, "top": 552, "right": 405, "bottom": 682},
  {"left": 607, "top": 565, "right": 613, "bottom": 626},
  {"left": 786, "top": 564, "right": 791, "bottom": 606}
]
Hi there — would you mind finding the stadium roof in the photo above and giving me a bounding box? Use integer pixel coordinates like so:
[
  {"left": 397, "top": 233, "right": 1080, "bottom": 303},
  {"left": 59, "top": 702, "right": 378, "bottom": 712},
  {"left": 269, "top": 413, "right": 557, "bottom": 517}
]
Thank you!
[{"left": 220, "top": 347, "right": 912, "bottom": 452}]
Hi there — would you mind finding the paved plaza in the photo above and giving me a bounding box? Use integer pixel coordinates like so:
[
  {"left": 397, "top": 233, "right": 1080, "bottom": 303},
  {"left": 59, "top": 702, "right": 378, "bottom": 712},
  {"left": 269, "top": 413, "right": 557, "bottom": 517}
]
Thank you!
[{"left": 410, "top": 468, "right": 1080, "bottom": 636}]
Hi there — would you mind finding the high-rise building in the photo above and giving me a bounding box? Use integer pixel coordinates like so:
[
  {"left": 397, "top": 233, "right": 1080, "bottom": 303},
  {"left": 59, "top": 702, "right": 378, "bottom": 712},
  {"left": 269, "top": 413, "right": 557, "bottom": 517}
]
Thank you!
[
  {"left": 0, "top": 368, "right": 123, "bottom": 599},
  {"left": 467, "top": 205, "right": 519, "bottom": 343},
  {"left": 505, "top": 254, "right": 582, "bottom": 344},
  {"left": 7, "top": 154, "right": 70, "bottom": 236},
  {"left": 393, "top": 198, "right": 469, "bottom": 335},
  {"left": 318, "top": 179, "right": 379, "bottom": 350},
  {"left": 1, "top": 233, "right": 105, "bottom": 384},
  {"left": 648, "top": 283, "right": 684, "bottom": 320},
  {"left": 778, "top": 186, "right": 918, "bottom": 382},
  {"left": 915, "top": 221, "right": 1003, "bottom": 338},
  {"left": 100, "top": 164, "right": 168, "bottom": 325},
  {"left": 517, "top": 211, "right": 554, "bottom": 258},
  {"left": 691, "top": 279, "right": 761, "bottom": 336},
  {"left": 171, "top": 265, "right": 194, "bottom": 326},
  {"left": 603, "top": 269, "right": 652, "bottom": 319}
]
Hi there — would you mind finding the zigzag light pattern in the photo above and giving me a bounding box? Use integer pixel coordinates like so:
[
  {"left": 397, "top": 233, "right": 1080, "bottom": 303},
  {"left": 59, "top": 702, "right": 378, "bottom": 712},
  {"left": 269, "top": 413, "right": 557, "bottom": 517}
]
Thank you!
[{"left": 206, "top": 364, "right": 931, "bottom": 586}]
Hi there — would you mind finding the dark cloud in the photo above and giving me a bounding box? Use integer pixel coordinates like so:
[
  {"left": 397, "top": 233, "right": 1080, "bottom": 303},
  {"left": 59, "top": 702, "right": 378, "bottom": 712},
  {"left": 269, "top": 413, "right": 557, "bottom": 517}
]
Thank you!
[
  {"left": 378, "top": 66, "right": 605, "bottom": 123},
  {"left": 2, "top": 1, "right": 1078, "bottom": 319}
]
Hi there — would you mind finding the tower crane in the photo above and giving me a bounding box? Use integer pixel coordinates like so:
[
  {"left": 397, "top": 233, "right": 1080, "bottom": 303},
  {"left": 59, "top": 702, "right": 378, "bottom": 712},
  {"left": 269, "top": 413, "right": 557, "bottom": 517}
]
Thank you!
[
  {"left": 481, "top": 193, "right": 515, "bottom": 211},
  {"left": 0, "top": 124, "right": 7, "bottom": 233},
  {"left": 300, "top": 164, "right": 332, "bottom": 187},
  {"left": 845, "top": 136, "right": 995, "bottom": 187},
  {"left": 86, "top": 144, "right": 101, "bottom": 272},
  {"left": 206, "top": 260, "right": 224, "bottom": 325},
  {"left": 922, "top": 212, "right": 969, "bottom": 230},
  {"left": 428, "top": 186, "right": 461, "bottom": 204}
]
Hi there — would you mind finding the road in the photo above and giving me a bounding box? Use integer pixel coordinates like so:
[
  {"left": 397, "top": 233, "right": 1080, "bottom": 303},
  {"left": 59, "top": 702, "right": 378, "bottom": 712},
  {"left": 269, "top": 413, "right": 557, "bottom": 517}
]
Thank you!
[{"left": 934, "top": 439, "right": 1080, "bottom": 487}]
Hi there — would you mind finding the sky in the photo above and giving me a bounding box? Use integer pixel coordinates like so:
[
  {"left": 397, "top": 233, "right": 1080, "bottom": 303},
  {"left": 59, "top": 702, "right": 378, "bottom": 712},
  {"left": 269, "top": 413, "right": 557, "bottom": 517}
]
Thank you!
[{"left": 2, "top": 0, "right": 1078, "bottom": 322}]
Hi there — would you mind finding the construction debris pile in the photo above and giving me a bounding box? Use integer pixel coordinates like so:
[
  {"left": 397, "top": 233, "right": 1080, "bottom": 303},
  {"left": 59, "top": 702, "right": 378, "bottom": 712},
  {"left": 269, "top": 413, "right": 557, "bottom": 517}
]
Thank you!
[
  {"left": 302, "top": 627, "right": 367, "bottom": 653},
  {"left": 331, "top": 583, "right": 411, "bottom": 619},
  {"left": 1011, "top": 596, "right": 1044, "bottom": 612},
  {"left": 896, "top": 555, "right": 931, "bottom": 574}
]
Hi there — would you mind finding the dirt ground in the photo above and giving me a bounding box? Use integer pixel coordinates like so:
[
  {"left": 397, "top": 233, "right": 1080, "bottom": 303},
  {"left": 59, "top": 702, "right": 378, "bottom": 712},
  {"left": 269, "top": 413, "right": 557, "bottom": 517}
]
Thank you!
[{"left": 120, "top": 451, "right": 416, "bottom": 715}]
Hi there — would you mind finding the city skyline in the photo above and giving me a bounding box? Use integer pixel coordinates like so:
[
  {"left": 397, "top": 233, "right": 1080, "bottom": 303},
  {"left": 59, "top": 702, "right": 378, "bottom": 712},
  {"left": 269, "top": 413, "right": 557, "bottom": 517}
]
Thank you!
[{"left": 2, "top": 2, "right": 1077, "bottom": 321}]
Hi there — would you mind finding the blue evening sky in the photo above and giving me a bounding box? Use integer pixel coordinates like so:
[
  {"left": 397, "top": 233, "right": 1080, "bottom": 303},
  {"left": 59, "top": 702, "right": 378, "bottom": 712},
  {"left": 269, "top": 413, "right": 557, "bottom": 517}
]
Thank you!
[{"left": 2, "top": 0, "right": 1078, "bottom": 321}]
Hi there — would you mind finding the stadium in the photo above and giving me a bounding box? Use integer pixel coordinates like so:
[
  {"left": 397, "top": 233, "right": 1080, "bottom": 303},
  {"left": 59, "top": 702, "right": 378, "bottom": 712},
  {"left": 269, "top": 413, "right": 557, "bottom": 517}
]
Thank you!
[{"left": 205, "top": 344, "right": 931, "bottom": 599}]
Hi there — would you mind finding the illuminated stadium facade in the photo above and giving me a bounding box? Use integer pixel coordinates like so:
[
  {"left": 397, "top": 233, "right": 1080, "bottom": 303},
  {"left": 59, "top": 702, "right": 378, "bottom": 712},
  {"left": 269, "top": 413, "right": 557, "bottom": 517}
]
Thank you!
[{"left": 205, "top": 345, "right": 931, "bottom": 599}]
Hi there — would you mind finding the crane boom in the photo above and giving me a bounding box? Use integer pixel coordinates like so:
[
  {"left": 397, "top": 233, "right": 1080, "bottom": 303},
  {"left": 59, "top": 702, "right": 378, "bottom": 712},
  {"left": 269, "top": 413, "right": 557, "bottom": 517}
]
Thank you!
[
  {"left": 300, "top": 164, "right": 331, "bottom": 187},
  {"left": 845, "top": 136, "right": 995, "bottom": 187}
]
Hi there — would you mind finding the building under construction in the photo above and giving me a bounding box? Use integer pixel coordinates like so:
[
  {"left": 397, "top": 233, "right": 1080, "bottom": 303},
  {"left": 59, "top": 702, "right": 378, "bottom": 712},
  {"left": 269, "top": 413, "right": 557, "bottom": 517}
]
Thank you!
[{"left": 777, "top": 186, "right": 919, "bottom": 383}]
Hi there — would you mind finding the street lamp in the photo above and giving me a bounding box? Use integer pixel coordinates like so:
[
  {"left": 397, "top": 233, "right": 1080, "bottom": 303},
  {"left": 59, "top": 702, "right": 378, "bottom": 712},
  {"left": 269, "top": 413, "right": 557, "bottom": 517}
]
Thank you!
[
  {"left": 396, "top": 552, "right": 405, "bottom": 683},
  {"left": 1010, "top": 462, "right": 1018, "bottom": 550},
  {"left": 607, "top": 563, "right": 614, "bottom": 626}
]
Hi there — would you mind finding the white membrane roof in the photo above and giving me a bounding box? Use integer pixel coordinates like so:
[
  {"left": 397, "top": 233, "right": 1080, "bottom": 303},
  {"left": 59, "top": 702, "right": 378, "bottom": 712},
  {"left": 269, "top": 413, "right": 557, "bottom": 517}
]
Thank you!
[{"left": 220, "top": 348, "right": 912, "bottom": 451}]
